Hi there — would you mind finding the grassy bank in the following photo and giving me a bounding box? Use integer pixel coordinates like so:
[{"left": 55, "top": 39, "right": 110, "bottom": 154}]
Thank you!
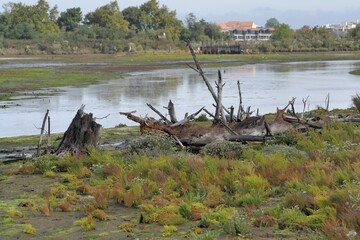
[
  {"left": 350, "top": 69, "right": 360, "bottom": 75},
  {"left": 0, "top": 122, "right": 359, "bottom": 239}
]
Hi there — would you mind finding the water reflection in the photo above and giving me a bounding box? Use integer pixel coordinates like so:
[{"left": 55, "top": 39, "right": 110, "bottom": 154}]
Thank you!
[{"left": 1, "top": 60, "right": 360, "bottom": 137}]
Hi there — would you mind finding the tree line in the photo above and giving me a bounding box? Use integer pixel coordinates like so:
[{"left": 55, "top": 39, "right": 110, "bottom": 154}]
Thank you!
[{"left": 0, "top": 0, "right": 359, "bottom": 54}]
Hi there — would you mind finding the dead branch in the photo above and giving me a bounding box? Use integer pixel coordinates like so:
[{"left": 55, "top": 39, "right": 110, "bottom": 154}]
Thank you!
[
  {"left": 164, "top": 100, "right": 178, "bottom": 123},
  {"left": 171, "top": 107, "right": 204, "bottom": 127},
  {"left": 37, "top": 109, "right": 49, "bottom": 157},
  {"left": 302, "top": 96, "right": 309, "bottom": 119},
  {"left": 186, "top": 40, "right": 218, "bottom": 103},
  {"left": 215, "top": 69, "right": 226, "bottom": 123},
  {"left": 147, "top": 103, "right": 171, "bottom": 124},
  {"left": 237, "top": 80, "right": 245, "bottom": 121}
]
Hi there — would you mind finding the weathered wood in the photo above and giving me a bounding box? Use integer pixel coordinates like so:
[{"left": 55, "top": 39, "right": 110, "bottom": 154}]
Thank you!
[
  {"left": 186, "top": 40, "right": 218, "bottom": 104},
  {"left": 165, "top": 100, "right": 177, "bottom": 123},
  {"left": 171, "top": 107, "right": 204, "bottom": 127},
  {"left": 226, "top": 135, "right": 266, "bottom": 143},
  {"left": 215, "top": 70, "right": 226, "bottom": 123},
  {"left": 237, "top": 80, "right": 244, "bottom": 121},
  {"left": 56, "top": 106, "right": 102, "bottom": 154},
  {"left": 147, "top": 103, "right": 171, "bottom": 124},
  {"left": 37, "top": 109, "right": 49, "bottom": 157},
  {"left": 229, "top": 106, "right": 234, "bottom": 123}
]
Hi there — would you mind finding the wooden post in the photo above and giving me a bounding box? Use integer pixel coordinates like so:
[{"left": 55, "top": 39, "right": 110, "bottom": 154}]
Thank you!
[
  {"left": 215, "top": 69, "right": 226, "bottom": 123},
  {"left": 37, "top": 109, "right": 49, "bottom": 157},
  {"left": 229, "top": 106, "right": 234, "bottom": 123},
  {"left": 165, "top": 100, "right": 178, "bottom": 123},
  {"left": 237, "top": 80, "right": 244, "bottom": 121},
  {"left": 325, "top": 93, "right": 330, "bottom": 111}
]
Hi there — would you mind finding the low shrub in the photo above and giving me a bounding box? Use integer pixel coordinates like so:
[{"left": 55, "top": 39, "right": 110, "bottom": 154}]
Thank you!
[
  {"left": 222, "top": 210, "right": 251, "bottom": 236},
  {"left": 201, "top": 141, "right": 243, "bottom": 159}
]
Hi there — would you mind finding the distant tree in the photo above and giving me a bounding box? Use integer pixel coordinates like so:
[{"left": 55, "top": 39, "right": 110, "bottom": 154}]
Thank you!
[
  {"left": 58, "top": 7, "right": 82, "bottom": 32},
  {"left": 271, "top": 23, "right": 294, "bottom": 50},
  {"left": 184, "top": 13, "right": 207, "bottom": 41},
  {"left": 84, "top": 1, "right": 129, "bottom": 32},
  {"left": 11, "top": 22, "right": 37, "bottom": 39},
  {"left": 271, "top": 23, "right": 294, "bottom": 42},
  {"left": 139, "top": 0, "right": 158, "bottom": 31},
  {"left": 1, "top": 0, "right": 59, "bottom": 37},
  {"left": 349, "top": 24, "right": 360, "bottom": 40},
  {"left": 204, "top": 23, "right": 222, "bottom": 41},
  {"left": 122, "top": 6, "right": 142, "bottom": 31},
  {"left": 265, "top": 18, "right": 280, "bottom": 28}
]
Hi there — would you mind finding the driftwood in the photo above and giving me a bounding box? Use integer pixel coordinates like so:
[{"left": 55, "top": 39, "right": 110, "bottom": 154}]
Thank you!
[
  {"left": 118, "top": 42, "right": 330, "bottom": 147},
  {"left": 56, "top": 106, "right": 102, "bottom": 154},
  {"left": 36, "top": 109, "right": 50, "bottom": 156},
  {"left": 164, "top": 100, "right": 177, "bottom": 123}
]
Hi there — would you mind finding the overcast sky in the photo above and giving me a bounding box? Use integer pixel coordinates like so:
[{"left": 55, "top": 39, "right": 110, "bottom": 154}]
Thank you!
[{"left": 3, "top": 0, "right": 360, "bottom": 28}]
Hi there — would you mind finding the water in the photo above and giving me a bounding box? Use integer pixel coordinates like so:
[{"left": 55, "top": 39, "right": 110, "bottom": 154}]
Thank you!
[{"left": 1, "top": 60, "right": 360, "bottom": 138}]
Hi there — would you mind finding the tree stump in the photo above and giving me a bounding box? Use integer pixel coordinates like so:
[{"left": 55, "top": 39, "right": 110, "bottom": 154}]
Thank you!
[{"left": 56, "top": 106, "right": 102, "bottom": 154}]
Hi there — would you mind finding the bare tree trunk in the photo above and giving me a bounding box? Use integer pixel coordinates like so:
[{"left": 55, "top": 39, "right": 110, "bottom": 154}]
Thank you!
[
  {"left": 215, "top": 70, "right": 226, "bottom": 123},
  {"left": 56, "top": 106, "right": 102, "bottom": 154}
]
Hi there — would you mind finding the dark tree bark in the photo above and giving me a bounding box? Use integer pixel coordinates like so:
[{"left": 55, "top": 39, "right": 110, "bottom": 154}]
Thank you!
[{"left": 56, "top": 106, "right": 102, "bottom": 154}]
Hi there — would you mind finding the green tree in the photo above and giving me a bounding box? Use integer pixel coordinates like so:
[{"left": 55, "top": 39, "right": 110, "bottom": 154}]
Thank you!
[
  {"left": 122, "top": 6, "right": 142, "bottom": 31},
  {"left": 271, "top": 23, "right": 294, "bottom": 49},
  {"left": 11, "top": 22, "right": 37, "bottom": 39},
  {"left": 84, "top": 1, "right": 129, "bottom": 31},
  {"left": 265, "top": 17, "right": 280, "bottom": 28},
  {"left": 139, "top": 0, "right": 158, "bottom": 31},
  {"left": 58, "top": 7, "right": 82, "bottom": 32},
  {"left": 2, "top": 0, "right": 59, "bottom": 36},
  {"left": 349, "top": 24, "right": 360, "bottom": 40},
  {"left": 184, "top": 13, "right": 206, "bottom": 41}
]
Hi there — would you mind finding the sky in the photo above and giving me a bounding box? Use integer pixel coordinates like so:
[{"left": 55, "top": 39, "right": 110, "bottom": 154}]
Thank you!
[{"left": 2, "top": 0, "right": 360, "bottom": 29}]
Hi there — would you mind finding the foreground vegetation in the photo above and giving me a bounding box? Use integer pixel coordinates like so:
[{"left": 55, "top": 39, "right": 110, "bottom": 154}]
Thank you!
[{"left": 0, "top": 120, "right": 359, "bottom": 239}]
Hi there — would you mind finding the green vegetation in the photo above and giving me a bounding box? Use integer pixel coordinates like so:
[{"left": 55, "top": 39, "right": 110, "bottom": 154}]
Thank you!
[
  {"left": 0, "top": 1, "right": 360, "bottom": 54},
  {"left": 0, "top": 121, "right": 359, "bottom": 239},
  {"left": 350, "top": 69, "right": 360, "bottom": 75}
]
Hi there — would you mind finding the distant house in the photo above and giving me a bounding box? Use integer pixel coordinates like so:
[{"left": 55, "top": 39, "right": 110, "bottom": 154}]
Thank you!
[
  {"left": 216, "top": 21, "right": 274, "bottom": 41},
  {"left": 317, "top": 20, "right": 359, "bottom": 37}
]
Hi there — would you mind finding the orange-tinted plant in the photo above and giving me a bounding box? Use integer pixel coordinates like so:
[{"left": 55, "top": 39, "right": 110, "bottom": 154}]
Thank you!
[{"left": 38, "top": 203, "right": 50, "bottom": 217}]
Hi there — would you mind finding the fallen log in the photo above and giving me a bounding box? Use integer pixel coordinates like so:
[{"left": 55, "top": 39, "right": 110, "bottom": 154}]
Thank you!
[
  {"left": 226, "top": 135, "right": 266, "bottom": 143},
  {"left": 56, "top": 106, "right": 102, "bottom": 154}
]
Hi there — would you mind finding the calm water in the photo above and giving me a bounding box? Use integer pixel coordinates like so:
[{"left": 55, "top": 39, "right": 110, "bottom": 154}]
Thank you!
[{"left": 1, "top": 60, "right": 360, "bottom": 138}]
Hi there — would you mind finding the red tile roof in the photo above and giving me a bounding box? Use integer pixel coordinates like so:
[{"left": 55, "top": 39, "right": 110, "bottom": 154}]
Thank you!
[{"left": 216, "top": 21, "right": 256, "bottom": 30}]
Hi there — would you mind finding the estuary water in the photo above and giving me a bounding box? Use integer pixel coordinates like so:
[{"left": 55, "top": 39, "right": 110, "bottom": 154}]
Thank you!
[{"left": 1, "top": 60, "right": 360, "bottom": 138}]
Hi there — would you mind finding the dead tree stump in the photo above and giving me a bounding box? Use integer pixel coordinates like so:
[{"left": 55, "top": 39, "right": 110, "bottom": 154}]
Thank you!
[{"left": 56, "top": 106, "right": 102, "bottom": 154}]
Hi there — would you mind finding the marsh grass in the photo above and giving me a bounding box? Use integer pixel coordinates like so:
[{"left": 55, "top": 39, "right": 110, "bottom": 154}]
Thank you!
[
  {"left": 3, "top": 120, "right": 360, "bottom": 238},
  {"left": 0, "top": 67, "right": 117, "bottom": 100}
]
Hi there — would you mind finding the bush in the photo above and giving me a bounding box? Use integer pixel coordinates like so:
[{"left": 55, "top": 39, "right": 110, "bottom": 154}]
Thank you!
[
  {"left": 201, "top": 141, "right": 242, "bottom": 159},
  {"left": 352, "top": 94, "right": 360, "bottom": 112},
  {"left": 127, "top": 134, "right": 178, "bottom": 156},
  {"left": 222, "top": 210, "right": 251, "bottom": 236}
]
